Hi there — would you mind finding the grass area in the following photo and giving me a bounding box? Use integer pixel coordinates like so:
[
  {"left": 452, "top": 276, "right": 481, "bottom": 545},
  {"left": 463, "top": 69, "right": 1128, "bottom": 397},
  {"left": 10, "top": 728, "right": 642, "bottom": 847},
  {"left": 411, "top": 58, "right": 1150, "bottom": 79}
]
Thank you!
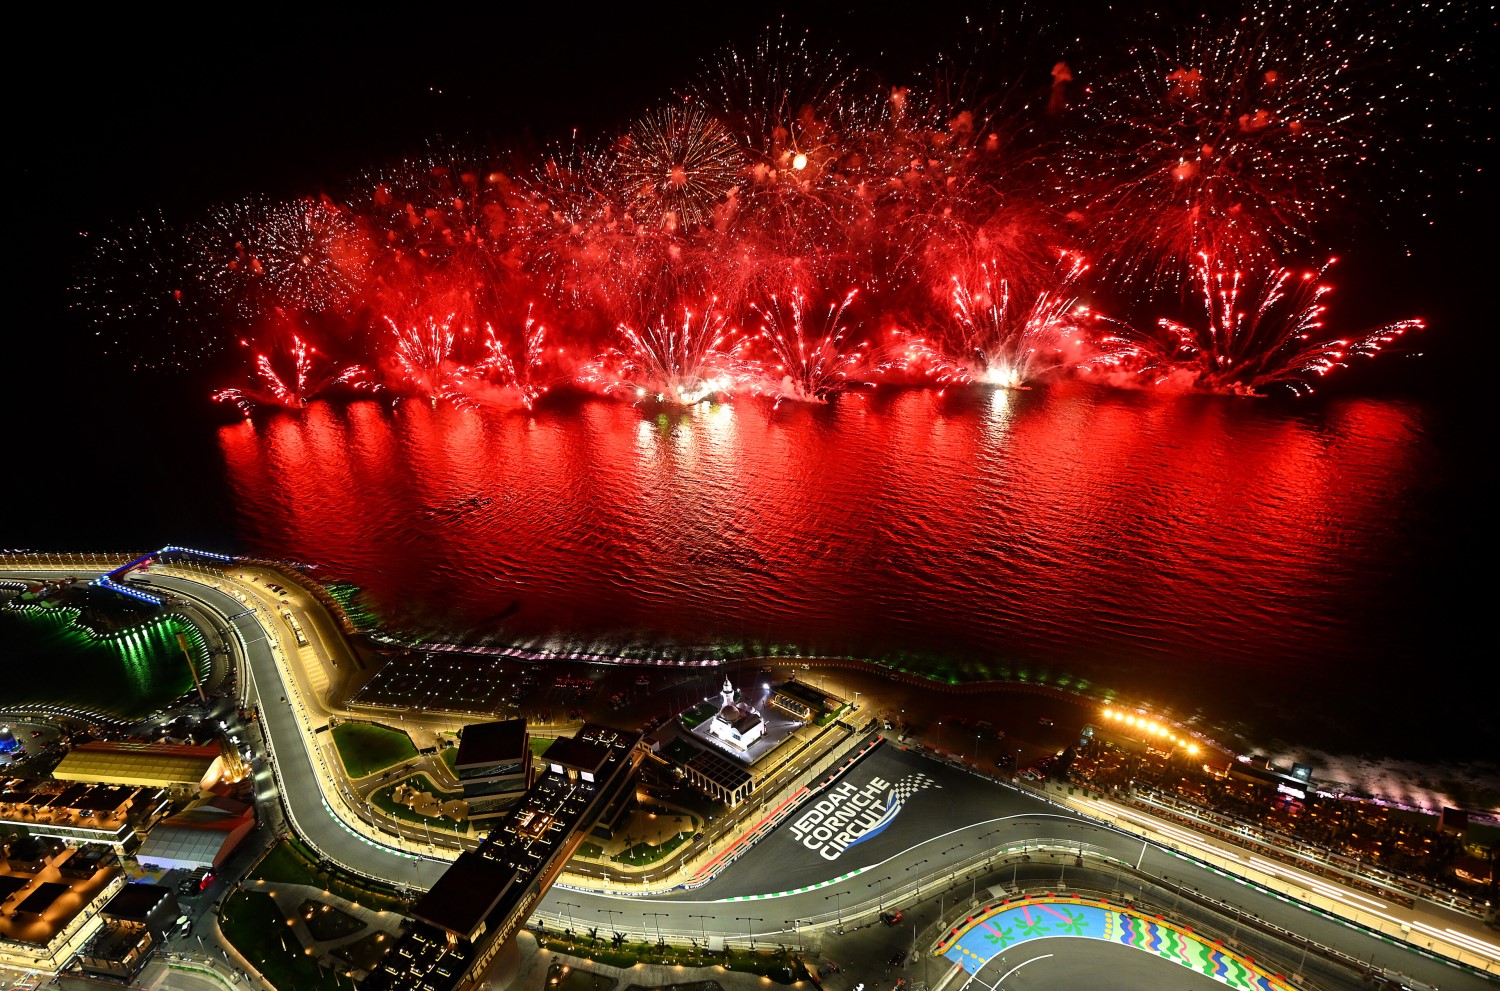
[
  {"left": 613, "top": 831, "right": 692, "bottom": 866},
  {"left": 248, "top": 840, "right": 412, "bottom": 914},
  {"left": 663, "top": 737, "right": 703, "bottom": 763},
  {"left": 441, "top": 746, "right": 459, "bottom": 772},
  {"left": 814, "top": 703, "right": 849, "bottom": 727},
  {"left": 539, "top": 932, "right": 811, "bottom": 982},
  {"left": 250, "top": 837, "right": 325, "bottom": 885},
  {"left": 574, "top": 841, "right": 605, "bottom": 859},
  {"left": 680, "top": 701, "right": 718, "bottom": 729},
  {"left": 333, "top": 721, "right": 419, "bottom": 778},
  {"left": 222, "top": 890, "right": 341, "bottom": 991},
  {"left": 531, "top": 737, "right": 554, "bottom": 758},
  {"left": 298, "top": 898, "right": 368, "bottom": 941}
]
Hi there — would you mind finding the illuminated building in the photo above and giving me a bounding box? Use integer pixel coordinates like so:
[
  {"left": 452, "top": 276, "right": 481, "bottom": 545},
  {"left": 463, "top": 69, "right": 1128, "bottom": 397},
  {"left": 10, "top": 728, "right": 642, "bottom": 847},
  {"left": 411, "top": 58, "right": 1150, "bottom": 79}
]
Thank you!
[{"left": 363, "top": 723, "right": 644, "bottom": 991}]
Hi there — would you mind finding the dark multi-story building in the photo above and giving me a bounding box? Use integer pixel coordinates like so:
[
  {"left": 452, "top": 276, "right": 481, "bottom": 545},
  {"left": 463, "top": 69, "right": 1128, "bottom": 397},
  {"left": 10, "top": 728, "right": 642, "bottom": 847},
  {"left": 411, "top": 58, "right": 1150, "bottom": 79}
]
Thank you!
[
  {"left": 453, "top": 719, "right": 532, "bottom": 820},
  {"left": 364, "top": 723, "right": 643, "bottom": 991}
]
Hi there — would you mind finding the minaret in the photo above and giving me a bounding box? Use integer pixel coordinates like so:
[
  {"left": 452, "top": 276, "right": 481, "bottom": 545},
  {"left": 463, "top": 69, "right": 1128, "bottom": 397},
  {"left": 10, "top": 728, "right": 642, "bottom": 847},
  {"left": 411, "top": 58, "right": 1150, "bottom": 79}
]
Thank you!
[{"left": 720, "top": 675, "right": 735, "bottom": 709}]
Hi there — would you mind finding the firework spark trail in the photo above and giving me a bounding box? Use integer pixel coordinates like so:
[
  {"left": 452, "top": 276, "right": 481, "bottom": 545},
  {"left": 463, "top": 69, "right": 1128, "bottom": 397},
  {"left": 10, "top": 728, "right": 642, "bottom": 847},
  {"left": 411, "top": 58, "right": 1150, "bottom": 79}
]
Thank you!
[
  {"left": 894, "top": 251, "right": 1092, "bottom": 389},
  {"left": 589, "top": 301, "right": 747, "bottom": 404},
  {"left": 65, "top": 8, "right": 1455, "bottom": 405},
  {"left": 750, "top": 288, "right": 870, "bottom": 403},
  {"left": 257, "top": 198, "right": 372, "bottom": 312},
  {"left": 1126, "top": 252, "right": 1423, "bottom": 396},
  {"left": 211, "top": 333, "right": 371, "bottom": 418},
  {"left": 1059, "top": 1, "right": 1448, "bottom": 289},
  {"left": 619, "top": 103, "right": 746, "bottom": 232},
  {"left": 71, "top": 209, "right": 208, "bottom": 371},
  {"left": 383, "top": 313, "right": 491, "bottom": 406},
  {"left": 474, "top": 307, "right": 552, "bottom": 409}
]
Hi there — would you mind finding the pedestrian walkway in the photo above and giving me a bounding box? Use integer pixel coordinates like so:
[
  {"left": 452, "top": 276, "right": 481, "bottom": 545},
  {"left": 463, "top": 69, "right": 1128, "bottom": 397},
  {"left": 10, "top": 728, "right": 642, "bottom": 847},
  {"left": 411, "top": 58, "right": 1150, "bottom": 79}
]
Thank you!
[{"left": 252, "top": 880, "right": 405, "bottom": 970}]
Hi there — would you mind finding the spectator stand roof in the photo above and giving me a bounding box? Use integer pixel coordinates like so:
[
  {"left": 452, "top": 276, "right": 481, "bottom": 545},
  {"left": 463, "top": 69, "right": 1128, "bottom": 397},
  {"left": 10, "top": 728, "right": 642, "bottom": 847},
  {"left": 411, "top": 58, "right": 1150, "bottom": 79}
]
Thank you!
[{"left": 53, "top": 741, "right": 223, "bottom": 789}]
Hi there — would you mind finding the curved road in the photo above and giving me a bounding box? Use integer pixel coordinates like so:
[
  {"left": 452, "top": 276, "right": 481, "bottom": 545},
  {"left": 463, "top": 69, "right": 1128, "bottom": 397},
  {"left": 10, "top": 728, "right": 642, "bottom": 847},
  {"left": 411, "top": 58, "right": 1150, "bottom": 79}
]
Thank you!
[{"left": 4, "top": 560, "right": 1496, "bottom": 990}]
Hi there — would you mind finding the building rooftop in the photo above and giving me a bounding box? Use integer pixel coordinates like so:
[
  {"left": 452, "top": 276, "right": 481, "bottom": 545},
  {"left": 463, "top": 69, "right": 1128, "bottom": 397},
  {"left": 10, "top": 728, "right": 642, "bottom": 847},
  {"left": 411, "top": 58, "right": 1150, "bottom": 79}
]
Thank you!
[
  {"left": 413, "top": 852, "right": 519, "bottom": 940},
  {"left": 102, "top": 883, "right": 174, "bottom": 922},
  {"left": 454, "top": 719, "right": 528, "bottom": 769},
  {"left": 54, "top": 741, "right": 222, "bottom": 789},
  {"left": 774, "top": 680, "right": 840, "bottom": 710},
  {"left": 686, "top": 748, "right": 753, "bottom": 791},
  {"left": 16, "top": 881, "right": 70, "bottom": 916},
  {"left": 366, "top": 723, "right": 643, "bottom": 991},
  {"left": 539, "top": 736, "right": 610, "bottom": 775},
  {"left": 135, "top": 795, "right": 255, "bottom": 870}
]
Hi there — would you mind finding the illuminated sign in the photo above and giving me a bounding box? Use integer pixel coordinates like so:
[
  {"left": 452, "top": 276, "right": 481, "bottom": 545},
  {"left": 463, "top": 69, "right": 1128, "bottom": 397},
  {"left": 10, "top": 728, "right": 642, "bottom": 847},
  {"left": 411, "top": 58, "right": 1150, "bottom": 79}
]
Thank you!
[
  {"left": 1276, "top": 782, "right": 1306, "bottom": 800},
  {"left": 788, "top": 772, "right": 937, "bottom": 861}
]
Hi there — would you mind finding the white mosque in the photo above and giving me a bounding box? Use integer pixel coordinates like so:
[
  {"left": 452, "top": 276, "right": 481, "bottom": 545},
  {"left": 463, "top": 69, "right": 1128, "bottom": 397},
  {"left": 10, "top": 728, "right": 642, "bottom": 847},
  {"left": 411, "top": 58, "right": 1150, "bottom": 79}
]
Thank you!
[{"left": 707, "top": 675, "right": 766, "bottom": 751}]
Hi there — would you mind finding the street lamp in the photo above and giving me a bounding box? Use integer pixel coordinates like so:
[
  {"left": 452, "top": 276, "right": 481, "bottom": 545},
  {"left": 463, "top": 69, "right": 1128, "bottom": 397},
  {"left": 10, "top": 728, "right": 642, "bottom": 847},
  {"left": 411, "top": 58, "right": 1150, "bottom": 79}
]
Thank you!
[
  {"left": 906, "top": 858, "right": 930, "bottom": 899},
  {"left": 646, "top": 911, "right": 668, "bottom": 945},
  {"left": 688, "top": 914, "right": 711, "bottom": 946},
  {"left": 735, "top": 917, "right": 763, "bottom": 949},
  {"left": 869, "top": 875, "right": 892, "bottom": 912},
  {"left": 825, "top": 891, "right": 843, "bottom": 929}
]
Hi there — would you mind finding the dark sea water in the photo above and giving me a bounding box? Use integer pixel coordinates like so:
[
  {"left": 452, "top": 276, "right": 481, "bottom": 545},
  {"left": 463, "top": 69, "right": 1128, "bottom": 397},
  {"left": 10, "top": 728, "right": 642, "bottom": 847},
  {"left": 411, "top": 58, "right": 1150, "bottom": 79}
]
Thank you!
[
  {"left": 206, "top": 381, "right": 1477, "bottom": 759},
  {"left": 5, "top": 372, "right": 1485, "bottom": 762}
]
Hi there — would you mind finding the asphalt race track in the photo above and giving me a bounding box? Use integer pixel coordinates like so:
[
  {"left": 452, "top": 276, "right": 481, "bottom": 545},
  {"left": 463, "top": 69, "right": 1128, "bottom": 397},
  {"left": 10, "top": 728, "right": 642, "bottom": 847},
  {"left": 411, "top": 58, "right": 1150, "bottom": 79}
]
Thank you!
[
  {"left": 3, "top": 563, "right": 1490, "bottom": 989},
  {"left": 688, "top": 742, "right": 1061, "bottom": 898}
]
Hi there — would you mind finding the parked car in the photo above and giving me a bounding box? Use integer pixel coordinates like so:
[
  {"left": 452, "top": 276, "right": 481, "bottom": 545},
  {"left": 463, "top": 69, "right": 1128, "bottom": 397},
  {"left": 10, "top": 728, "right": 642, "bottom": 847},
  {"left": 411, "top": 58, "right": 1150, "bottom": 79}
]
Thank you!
[{"left": 880, "top": 910, "right": 903, "bottom": 926}]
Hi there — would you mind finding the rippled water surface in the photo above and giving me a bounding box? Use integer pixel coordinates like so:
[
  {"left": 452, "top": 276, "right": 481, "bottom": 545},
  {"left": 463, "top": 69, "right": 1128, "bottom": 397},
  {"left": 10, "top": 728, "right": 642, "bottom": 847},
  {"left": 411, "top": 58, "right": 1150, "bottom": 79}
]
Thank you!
[{"left": 214, "top": 383, "right": 1467, "bottom": 756}]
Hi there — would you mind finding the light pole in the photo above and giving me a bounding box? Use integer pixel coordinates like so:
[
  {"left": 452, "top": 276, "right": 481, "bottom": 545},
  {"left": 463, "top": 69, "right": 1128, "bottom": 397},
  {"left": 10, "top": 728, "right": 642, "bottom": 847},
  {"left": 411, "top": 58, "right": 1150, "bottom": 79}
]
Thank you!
[
  {"left": 786, "top": 919, "right": 804, "bottom": 953},
  {"left": 736, "top": 916, "right": 763, "bottom": 949},
  {"left": 689, "top": 913, "right": 711, "bottom": 947},
  {"left": 869, "top": 875, "right": 892, "bottom": 912},
  {"left": 646, "top": 911, "right": 668, "bottom": 946},
  {"left": 559, "top": 901, "right": 580, "bottom": 935},
  {"left": 825, "top": 891, "right": 843, "bottom": 929},
  {"left": 906, "top": 858, "right": 930, "bottom": 901}
]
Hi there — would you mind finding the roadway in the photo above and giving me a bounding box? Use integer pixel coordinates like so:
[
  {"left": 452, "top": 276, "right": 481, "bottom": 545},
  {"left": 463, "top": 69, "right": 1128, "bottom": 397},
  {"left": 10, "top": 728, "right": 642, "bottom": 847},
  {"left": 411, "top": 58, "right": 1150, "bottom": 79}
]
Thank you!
[
  {"left": 530, "top": 743, "right": 1497, "bottom": 991},
  {"left": 143, "top": 570, "right": 453, "bottom": 891},
  {"left": 3, "top": 557, "right": 1497, "bottom": 990}
]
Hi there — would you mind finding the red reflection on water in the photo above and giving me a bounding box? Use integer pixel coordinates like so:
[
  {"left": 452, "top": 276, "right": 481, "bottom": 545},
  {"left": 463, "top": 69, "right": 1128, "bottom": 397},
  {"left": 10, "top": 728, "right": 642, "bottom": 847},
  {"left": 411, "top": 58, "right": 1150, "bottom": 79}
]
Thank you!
[{"left": 216, "top": 386, "right": 1434, "bottom": 709}]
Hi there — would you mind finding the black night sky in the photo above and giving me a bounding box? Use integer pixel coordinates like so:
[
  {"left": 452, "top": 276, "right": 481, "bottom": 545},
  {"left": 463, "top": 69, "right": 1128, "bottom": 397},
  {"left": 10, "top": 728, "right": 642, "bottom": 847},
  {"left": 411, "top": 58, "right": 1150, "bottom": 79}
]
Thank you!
[{"left": 9, "top": 6, "right": 1494, "bottom": 701}]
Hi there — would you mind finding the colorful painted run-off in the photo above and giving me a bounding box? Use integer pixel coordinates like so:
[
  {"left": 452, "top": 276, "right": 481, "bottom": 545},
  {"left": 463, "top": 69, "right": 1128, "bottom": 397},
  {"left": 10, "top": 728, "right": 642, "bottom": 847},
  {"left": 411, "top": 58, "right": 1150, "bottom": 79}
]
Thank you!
[{"left": 938, "top": 895, "right": 1302, "bottom": 991}]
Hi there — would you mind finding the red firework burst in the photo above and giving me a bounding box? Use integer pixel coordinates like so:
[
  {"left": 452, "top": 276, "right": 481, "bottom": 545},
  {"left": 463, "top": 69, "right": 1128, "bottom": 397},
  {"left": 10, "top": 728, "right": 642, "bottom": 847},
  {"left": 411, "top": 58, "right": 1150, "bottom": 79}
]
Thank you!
[{"left": 1118, "top": 253, "right": 1424, "bottom": 396}]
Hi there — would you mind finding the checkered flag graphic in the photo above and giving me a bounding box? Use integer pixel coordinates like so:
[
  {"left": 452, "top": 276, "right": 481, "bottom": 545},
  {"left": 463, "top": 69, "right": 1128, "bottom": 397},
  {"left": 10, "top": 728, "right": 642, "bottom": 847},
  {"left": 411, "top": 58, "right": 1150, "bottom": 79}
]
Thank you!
[{"left": 891, "top": 772, "right": 939, "bottom": 803}]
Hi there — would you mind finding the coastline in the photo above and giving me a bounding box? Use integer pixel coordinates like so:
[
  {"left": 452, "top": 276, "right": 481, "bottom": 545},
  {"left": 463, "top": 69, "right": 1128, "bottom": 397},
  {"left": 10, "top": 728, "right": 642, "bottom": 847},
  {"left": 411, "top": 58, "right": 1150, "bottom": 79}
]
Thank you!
[{"left": 3, "top": 549, "right": 1494, "bottom": 820}]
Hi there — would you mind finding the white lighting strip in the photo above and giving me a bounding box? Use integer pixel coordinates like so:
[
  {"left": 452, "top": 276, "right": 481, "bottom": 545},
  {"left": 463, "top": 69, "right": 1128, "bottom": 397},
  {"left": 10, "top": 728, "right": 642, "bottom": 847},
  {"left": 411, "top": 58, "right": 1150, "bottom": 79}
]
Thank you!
[{"left": 1092, "top": 799, "right": 1500, "bottom": 966}]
